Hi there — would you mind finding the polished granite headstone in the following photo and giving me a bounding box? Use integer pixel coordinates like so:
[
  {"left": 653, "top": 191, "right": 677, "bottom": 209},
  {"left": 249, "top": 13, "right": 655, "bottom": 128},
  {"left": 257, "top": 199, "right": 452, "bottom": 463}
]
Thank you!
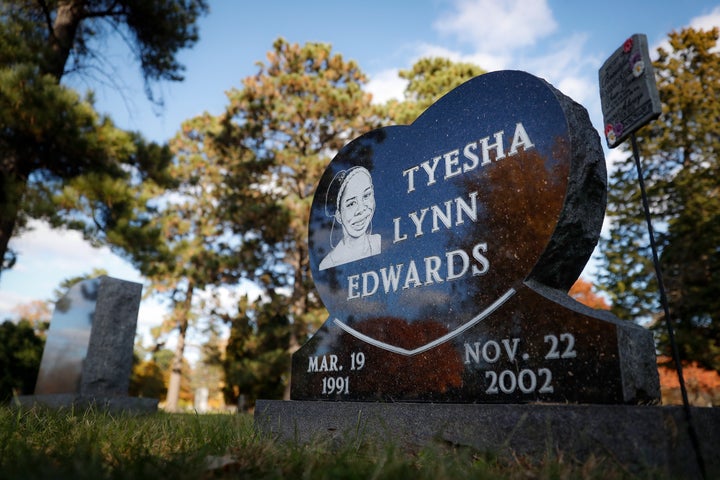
[
  {"left": 292, "top": 70, "right": 659, "bottom": 404},
  {"left": 599, "top": 33, "right": 661, "bottom": 148},
  {"left": 34, "top": 277, "right": 102, "bottom": 395},
  {"left": 19, "top": 276, "right": 157, "bottom": 412}
]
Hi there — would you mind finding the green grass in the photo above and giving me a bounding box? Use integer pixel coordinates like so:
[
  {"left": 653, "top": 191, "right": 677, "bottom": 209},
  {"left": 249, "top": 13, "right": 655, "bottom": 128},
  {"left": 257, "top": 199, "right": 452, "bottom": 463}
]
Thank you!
[{"left": 0, "top": 406, "right": 663, "bottom": 480}]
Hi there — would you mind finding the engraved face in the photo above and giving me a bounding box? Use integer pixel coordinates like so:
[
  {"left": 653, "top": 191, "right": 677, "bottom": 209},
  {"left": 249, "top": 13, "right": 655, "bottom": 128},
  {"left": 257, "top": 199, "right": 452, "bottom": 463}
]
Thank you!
[{"left": 337, "top": 170, "right": 375, "bottom": 239}]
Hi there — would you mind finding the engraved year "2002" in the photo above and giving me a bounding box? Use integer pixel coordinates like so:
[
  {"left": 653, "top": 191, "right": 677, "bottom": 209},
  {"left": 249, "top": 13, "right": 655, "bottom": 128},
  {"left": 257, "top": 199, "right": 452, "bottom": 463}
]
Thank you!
[{"left": 485, "top": 368, "right": 553, "bottom": 394}]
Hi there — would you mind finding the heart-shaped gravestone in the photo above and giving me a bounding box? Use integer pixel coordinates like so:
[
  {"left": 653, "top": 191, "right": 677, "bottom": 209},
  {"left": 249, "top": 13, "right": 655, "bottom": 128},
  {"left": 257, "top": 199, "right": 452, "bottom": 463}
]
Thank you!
[{"left": 292, "top": 71, "right": 659, "bottom": 404}]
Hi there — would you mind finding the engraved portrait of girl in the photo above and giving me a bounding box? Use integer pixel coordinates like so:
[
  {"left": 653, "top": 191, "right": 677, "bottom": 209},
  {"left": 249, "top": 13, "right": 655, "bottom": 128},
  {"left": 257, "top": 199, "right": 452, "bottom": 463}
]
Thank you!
[{"left": 319, "top": 166, "right": 381, "bottom": 270}]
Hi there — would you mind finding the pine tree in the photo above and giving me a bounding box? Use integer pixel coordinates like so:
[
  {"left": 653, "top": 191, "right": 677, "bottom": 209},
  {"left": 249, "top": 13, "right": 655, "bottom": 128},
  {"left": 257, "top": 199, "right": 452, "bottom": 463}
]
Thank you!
[
  {"left": 221, "top": 292, "right": 290, "bottom": 407},
  {"left": 209, "top": 39, "right": 381, "bottom": 399},
  {"left": 0, "top": 0, "right": 207, "bottom": 276},
  {"left": 385, "top": 57, "right": 485, "bottom": 124},
  {"left": 141, "top": 113, "right": 242, "bottom": 412},
  {"left": 216, "top": 54, "right": 484, "bottom": 400}
]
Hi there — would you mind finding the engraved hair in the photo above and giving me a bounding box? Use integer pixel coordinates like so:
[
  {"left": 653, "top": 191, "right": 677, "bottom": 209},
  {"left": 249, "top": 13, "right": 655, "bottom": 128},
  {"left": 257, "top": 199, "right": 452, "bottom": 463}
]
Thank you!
[{"left": 324, "top": 166, "right": 374, "bottom": 248}]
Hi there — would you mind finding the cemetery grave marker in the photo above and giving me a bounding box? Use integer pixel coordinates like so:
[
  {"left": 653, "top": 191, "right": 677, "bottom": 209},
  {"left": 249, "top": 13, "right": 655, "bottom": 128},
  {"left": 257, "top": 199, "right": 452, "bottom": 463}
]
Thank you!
[
  {"left": 19, "top": 275, "right": 157, "bottom": 412},
  {"left": 257, "top": 67, "right": 720, "bottom": 479},
  {"left": 291, "top": 70, "right": 659, "bottom": 404},
  {"left": 600, "top": 34, "right": 705, "bottom": 478}
]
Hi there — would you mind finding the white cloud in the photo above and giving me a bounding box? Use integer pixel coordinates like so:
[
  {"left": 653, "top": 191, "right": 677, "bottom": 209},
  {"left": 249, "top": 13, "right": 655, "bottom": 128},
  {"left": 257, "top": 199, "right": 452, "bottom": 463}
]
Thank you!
[
  {"left": 415, "top": 42, "right": 509, "bottom": 72},
  {"left": 604, "top": 146, "right": 628, "bottom": 170},
  {"left": 409, "top": 1, "right": 597, "bottom": 114},
  {"left": 135, "top": 298, "right": 169, "bottom": 333},
  {"left": 434, "top": 0, "right": 557, "bottom": 53},
  {"left": 10, "top": 221, "right": 99, "bottom": 267},
  {"left": 518, "top": 33, "right": 600, "bottom": 114},
  {"left": 521, "top": 34, "right": 593, "bottom": 82},
  {"left": 8, "top": 220, "right": 140, "bottom": 281},
  {"left": 691, "top": 6, "right": 720, "bottom": 53},
  {"left": 652, "top": 6, "right": 720, "bottom": 55},
  {"left": 2, "top": 219, "right": 274, "bottom": 355},
  {"left": 0, "top": 219, "right": 143, "bottom": 322},
  {"left": 0, "top": 290, "right": 29, "bottom": 320},
  {"left": 690, "top": 6, "right": 720, "bottom": 31},
  {"left": 557, "top": 76, "right": 596, "bottom": 109},
  {"left": 462, "top": 52, "right": 510, "bottom": 72},
  {"left": 366, "top": 68, "right": 407, "bottom": 104},
  {"left": 369, "top": 1, "right": 591, "bottom": 108},
  {"left": 415, "top": 43, "right": 464, "bottom": 62}
]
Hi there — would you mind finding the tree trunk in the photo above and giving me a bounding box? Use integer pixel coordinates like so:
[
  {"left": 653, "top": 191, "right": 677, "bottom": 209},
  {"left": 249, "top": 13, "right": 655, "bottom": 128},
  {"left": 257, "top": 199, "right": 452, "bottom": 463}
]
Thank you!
[
  {"left": 0, "top": 213, "right": 18, "bottom": 280},
  {"left": 283, "top": 245, "right": 307, "bottom": 400},
  {"left": 47, "top": 0, "right": 85, "bottom": 79},
  {"left": 282, "top": 328, "right": 300, "bottom": 401},
  {"left": 0, "top": 168, "right": 27, "bottom": 280},
  {"left": 164, "top": 283, "right": 194, "bottom": 412}
]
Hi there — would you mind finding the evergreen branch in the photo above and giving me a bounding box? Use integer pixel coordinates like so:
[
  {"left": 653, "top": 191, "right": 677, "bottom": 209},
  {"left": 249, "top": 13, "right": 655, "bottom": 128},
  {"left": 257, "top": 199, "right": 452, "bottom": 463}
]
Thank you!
[
  {"left": 37, "top": 0, "right": 55, "bottom": 39},
  {"left": 83, "top": 1, "right": 125, "bottom": 20}
]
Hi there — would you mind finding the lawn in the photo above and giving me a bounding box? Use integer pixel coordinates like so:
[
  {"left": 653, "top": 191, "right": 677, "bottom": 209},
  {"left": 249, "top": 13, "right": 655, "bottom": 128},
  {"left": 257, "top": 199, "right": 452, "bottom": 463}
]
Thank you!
[{"left": 0, "top": 405, "right": 661, "bottom": 479}]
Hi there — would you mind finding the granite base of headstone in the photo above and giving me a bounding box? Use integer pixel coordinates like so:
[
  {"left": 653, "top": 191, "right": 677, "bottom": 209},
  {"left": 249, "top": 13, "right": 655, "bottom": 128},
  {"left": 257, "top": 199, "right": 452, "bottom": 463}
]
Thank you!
[
  {"left": 14, "top": 276, "right": 158, "bottom": 414},
  {"left": 255, "top": 400, "right": 720, "bottom": 478}
]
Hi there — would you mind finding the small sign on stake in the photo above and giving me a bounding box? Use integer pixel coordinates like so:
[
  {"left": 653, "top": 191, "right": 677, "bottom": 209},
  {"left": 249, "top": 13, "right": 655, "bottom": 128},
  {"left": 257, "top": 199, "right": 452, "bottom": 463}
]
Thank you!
[
  {"left": 599, "top": 34, "right": 707, "bottom": 479},
  {"left": 599, "top": 33, "right": 661, "bottom": 148}
]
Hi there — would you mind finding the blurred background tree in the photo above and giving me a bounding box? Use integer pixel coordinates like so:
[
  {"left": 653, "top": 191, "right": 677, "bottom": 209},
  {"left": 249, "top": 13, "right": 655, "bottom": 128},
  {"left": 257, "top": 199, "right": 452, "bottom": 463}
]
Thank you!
[
  {"left": 385, "top": 57, "right": 485, "bottom": 124},
  {"left": 8, "top": 15, "right": 717, "bottom": 408},
  {"left": 569, "top": 277, "right": 610, "bottom": 310},
  {"left": 134, "top": 111, "right": 241, "bottom": 412},
  {"left": 0, "top": 319, "right": 44, "bottom": 401},
  {"left": 221, "top": 293, "right": 290, "bottom": 408},
  {"left": 129, "top": 353, "right": 167, "bottom": 400},
  {"left": 208, "top": 53, "right": 488, "bottom": 404}
]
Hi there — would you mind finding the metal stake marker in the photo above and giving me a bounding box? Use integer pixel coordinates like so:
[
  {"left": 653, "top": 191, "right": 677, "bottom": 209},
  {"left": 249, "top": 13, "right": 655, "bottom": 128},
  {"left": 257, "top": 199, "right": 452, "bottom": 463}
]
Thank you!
[{"left": 630, "top": 132, "right": 706, "bottom": 480}]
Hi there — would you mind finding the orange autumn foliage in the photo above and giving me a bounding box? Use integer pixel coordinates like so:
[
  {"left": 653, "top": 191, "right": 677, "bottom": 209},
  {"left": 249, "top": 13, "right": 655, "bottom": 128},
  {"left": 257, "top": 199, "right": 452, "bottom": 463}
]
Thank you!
[
  {"left": 657, "top": 356, "right": 720, "bottom": 406},
  {"left": 569, "top": 277, "right": 610, "bottom": 310}
]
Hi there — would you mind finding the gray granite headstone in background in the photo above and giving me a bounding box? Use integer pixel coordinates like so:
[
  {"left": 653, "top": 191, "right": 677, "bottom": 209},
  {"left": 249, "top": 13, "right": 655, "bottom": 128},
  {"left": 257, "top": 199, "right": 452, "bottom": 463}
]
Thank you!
[
  {"left": 20, "top": 275, "right": 157, "bottom": 413},
  {"left": 35, "top": 276, "right": 141, "bottom": 396},
  {"left": 34, "top": 277, "right": 101, "bottom": 394},
  {"left": 81, "top": 276, "right": 143, "bottom": 396}
]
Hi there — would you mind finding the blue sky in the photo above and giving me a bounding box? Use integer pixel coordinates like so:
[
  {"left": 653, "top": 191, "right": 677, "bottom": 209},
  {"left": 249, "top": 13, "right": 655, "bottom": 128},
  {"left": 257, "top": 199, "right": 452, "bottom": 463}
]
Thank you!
[{"left": 1, "top": 0, "right": 719, "bottom": 344}]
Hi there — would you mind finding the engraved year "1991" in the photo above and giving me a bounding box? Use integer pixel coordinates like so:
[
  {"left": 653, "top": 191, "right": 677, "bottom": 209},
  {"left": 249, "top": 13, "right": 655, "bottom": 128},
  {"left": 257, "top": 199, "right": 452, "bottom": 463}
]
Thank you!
[
  {"left": 322, "top": 376, "right": 349, "bottom": 395},
  {"left": 309, "top": 352, "right": 366, "bottom": 395}
]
